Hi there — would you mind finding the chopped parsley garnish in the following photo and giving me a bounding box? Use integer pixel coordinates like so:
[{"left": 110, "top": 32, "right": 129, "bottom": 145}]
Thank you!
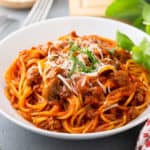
[
  {"left": 68, "top": 41, "right": 99, "bottom": 76},
  {"left": 108, "top": 47, "right": 117, "bottom": 54}
]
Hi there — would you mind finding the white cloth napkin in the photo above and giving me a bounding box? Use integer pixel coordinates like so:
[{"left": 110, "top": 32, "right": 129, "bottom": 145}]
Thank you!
[{"left": 136, "top": 120, "right": 150, "bottom": 150}]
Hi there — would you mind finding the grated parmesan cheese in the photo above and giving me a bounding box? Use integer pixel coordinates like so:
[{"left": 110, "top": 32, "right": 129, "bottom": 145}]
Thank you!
[
  {"left": 57, "top": 74, "right": 78, "bottom": 95},
  {"left": 104, "top": 104, "right": 118, "bottom": 112},
  {"left": 97, "top": 79, "right": 106, "bottom": 94}
]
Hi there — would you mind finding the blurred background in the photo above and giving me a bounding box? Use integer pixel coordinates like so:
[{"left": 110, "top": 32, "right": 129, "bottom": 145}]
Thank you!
[{"left": 0, "top": 0, "right": 149, "bottom": 39}]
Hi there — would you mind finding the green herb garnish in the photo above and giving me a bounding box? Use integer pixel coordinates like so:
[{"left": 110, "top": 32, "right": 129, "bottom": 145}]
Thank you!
[
  {"left": 116, "top": 31, "right": 135, "bottom": 51},
  {"left": 68, "top": 42, "right": 99, "bottom": 76},
  {"left": 142, "top": 1, "right": 150, "bottom": 34},
  {"left": 132, "top": 38, "right": 150, "bottom": 68},
  {"left": 108, "top": 47, "right": 116, "bottom": 54},
  {"left": 69, "top": 57, "right": 78, "bottom": 76},
  {"left": 82, "top": 47, "right": 99, "bottom": 65},
  {"left": 116, "top": 31, "right": 150, "bottom": 70}
]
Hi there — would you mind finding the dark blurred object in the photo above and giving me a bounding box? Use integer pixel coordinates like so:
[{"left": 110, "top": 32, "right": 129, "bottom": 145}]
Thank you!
[{"left": 145, "top": 0, "right": 150, "bottom": 3}]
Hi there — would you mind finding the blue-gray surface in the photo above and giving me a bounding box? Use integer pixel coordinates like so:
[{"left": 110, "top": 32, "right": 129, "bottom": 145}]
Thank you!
[{"left": 0, "top": 0, "right": 143, "bottom": 150}]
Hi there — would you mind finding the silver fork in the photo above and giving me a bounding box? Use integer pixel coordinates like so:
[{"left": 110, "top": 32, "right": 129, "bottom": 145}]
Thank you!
[
  {"left": 0, "top": 15, "right": 18, "bottom": 32},
  {"left": 22, "top": 0, "right": 53, "bottom": 26},
  {"left": 0, "top": 0, "right": 53, "bottom": 38}
]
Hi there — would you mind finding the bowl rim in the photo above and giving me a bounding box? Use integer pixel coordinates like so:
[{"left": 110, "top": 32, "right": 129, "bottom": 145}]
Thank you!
[{"left": 0, "top": 16, "right": 149, "bottom": 140}]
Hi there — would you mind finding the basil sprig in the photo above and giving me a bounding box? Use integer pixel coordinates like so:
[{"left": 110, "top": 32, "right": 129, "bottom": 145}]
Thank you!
[{"left": 116, "top": 31, "right": 150, "bottom": 70}]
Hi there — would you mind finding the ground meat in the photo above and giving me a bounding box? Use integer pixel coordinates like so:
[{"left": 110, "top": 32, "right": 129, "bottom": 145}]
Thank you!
[
  {"left": 113, "top": 70, "right": 130, "bottom": 87},
  {"left": 86, "top": 109, "right": 98, "bottom": 119},
  {"left": 47, "top": 117, "right": 62, "bottom": 131},
  {"left": 114, "top": 49, "right": 131, "bottom": 63},
  {"left": 46, "top": 67, "right": 64, "bottom": 80},
  {"left": 49, "top": 46, "right": 59, "bottom": 55},
  {"left": 33, "top": 84, "right": 42, "bottom": 94},
  {"left": 58, "top": 41, "right": 69, "bottom": 49},
  {"left": 43, "top": 78, "right": 60, "bottom": 101},
  {"left": 59, "top": 86, "right": 71, "bottom": 99},
  {"left": 71, "top": 31, "right": 79, "bottom": 38},
  {"left": 84, "top": 96, "right": 99, "bottom": 105},
  {"left": 126, "top": 107, "right": 139, "bottom": 121},
  {"left": 134, "top": 89, "right": 145, "bottom": 103},
  {"left": 101, "top": 58, "right": 115, "bottom": 65},
  {"left": 27, "top": 66, "right": 42, "bottom": 85},
  {"left": 102, "top": 57, "right": 121, "bottom": 70},
  {"left": 38, "top": 117, "right": 62, "bottom": 131}
]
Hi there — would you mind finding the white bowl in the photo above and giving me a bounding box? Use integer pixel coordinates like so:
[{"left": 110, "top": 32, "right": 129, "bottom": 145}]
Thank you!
[{"left": 0, "top": 16, "right": 150, "bottom": 140}]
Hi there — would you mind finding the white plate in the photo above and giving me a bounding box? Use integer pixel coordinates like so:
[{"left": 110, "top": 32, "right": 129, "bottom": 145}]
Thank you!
[{"left": 0, "top": 16, "right": 150, "bottom": 140}]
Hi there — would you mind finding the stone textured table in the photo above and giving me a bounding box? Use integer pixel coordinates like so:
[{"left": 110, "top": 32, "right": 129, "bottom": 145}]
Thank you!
[{"left": 0, "top": 0, "right": 143, "bottom": 149}]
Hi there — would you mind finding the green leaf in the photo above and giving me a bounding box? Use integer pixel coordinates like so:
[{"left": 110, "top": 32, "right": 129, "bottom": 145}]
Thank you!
[
  {"left": 106, "top": 0, "right": 142, "bottom": 23},
  {"left": 69, "top": 41, "right": 74, "bottom": 47},
  {"left": 77, "top": 60, "right": 93, "bottom": 73},
  {"left": 68, "top": 41, "right": 81, "bottom": 58},
  {"left": 146, "top": 25, "right": 150, "bottom": 34},
  {"left": 133, "top": 17, "right": 145, "bottom": 30},
  {"left": 68, "top": 43, "right": 99, "bottom": 76},
  {"left": 132, "top": 38, "right": 150, "bottom": 69},
  {"left": 69, "top": 57, "right": 78, "bottom": 76},
  {"left": 132, "top": 46, "right": 143, "bottom": 63},
  {"left": 82, "top": 47, "right": 99, "bottom": 65},
  {"left": 142, "top": 2, "right": 150, "bottom": 22},
  {"left": 142, "top": 2, "right": 150, "bottom": 34},
  {"left": 116, "top": 31, "right": 135, "bottom": 50}
]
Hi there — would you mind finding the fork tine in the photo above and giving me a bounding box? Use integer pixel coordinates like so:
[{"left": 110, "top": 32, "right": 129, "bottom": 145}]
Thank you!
[
  {"left": 22, "top": 0, "right": 44, "bottom": 26},
  {"left": 27, "top": 0, "right": 46, "bottom": 23},
  {"left": 40, "top": 0, "right": 53, "bottom": 20},
  {"left": 22, "top": 0, "right": 53, "bottom": 26},
  {"left": 34, "top": 0, "right": 53, "bottom": 22},
  {"left": 0, "top": 17, "right": 7, "bottom": 26},
  {"left": 29, "top": 0, "right": 49, "bottom": 22},
  {"left": 0, "top": 20, "right": 11, "bottom": 33},
  {"left": 0, "top": 16, "right": 17, "bottom": 32}
]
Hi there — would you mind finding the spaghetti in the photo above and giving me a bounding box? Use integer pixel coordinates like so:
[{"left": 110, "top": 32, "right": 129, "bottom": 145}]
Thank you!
[{"left": 4, "top": 31, "right": 150, "bottom": 133}]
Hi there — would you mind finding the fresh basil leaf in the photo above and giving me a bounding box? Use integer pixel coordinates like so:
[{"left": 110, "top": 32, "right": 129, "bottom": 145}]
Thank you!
[
  {"left": 106, "top": 0, "right": 142, "bottom": 23},
  {"left": 132, "top": 38, "right": 150, "bottom": 69},
  {"left": 141, "top": 1, "right": 150, "bottom": 34},
  {"left": 142, "top": 3, "right": 150, "bottom": 34},
  {"left": 146, "top": 25, "right": 150, "bottom": 34},
  {"left": 133, "top": 17, "right": 145, "bottom": 30},
  {"left": 116, "top": 31, "right": 135, "bottom": 50},
  {"left": 142, "top": 2, "right": 150, "bottom": 22},
  {"left": 69, "top": 57, "right": 78, "bottom": 76},
  {"left": 132, "top": 46, "right": 144, "bottom": 63}
]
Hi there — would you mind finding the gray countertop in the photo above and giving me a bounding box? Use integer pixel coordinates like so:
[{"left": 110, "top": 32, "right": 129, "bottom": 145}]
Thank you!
[{"left": 0, "top": 0, "right": 143, "bottom": 150}]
